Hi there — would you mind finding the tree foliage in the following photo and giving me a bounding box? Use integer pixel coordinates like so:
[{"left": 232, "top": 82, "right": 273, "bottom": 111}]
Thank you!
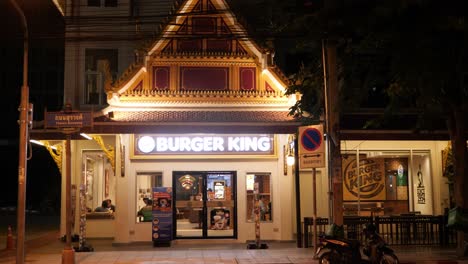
[
  {"left": 232, "top": 0, "right": 468, "bottom": 255},
  {"left": 282, "top": 0, "right": 468, "bottom": 255}
]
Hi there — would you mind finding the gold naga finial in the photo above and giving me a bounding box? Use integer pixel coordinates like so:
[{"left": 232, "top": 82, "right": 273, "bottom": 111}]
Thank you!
[
  {"left": 92, "top": 135, "right": 115, "bottom": 171},
  {"left": 102, "top": 60, "right": 114, "bottom": 93},
  {"left": 43, "top": 141, "right": 63, "bottom": 174}
]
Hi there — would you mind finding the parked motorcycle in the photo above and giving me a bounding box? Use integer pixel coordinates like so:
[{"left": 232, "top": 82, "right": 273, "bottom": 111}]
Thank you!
[{"left": 316, "top": 224, "right": 399, "bottom": 264}]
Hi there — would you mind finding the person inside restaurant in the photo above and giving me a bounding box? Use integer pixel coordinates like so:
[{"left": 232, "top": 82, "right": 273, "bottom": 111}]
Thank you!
[{"left": 95, "top": 200, "right": 111, "bottom": 212}]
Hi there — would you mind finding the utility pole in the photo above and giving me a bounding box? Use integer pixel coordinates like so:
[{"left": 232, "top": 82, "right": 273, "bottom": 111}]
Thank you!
[
  {"left": 321, "top": 0, "right": 343, "bottom": 226},
  {"left": 322, "top": 38, "right": 343, "bottom": 225},
  {"left": 8, "top": 1, "right": 31, "bottom": 263}
]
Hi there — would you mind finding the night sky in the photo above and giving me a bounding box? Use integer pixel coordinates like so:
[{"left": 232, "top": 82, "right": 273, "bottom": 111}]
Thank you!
[
  {"left": 0, "top": 0, "right": 63, "bottom": 211},
  {"left": 0, "top": 0, "right": 321, "bottom": 211}
]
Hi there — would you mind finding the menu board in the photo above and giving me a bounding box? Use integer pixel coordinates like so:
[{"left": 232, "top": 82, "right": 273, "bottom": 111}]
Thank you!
[{"left": 152, "top": 187, "right": 173, "bottom": 246}]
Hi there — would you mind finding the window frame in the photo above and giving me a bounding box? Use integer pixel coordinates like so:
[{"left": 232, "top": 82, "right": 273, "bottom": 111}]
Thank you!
[
  {"left": 135, "top": 171, "right": 163, "bottom": 223},
  {"left": 246, "top": 172, "right": 272, "bottom": 223}
]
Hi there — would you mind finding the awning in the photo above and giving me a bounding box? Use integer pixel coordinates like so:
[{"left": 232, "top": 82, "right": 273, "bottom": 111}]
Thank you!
[{"left": 30, "top": 110, "right": 302, "bottom": 139}]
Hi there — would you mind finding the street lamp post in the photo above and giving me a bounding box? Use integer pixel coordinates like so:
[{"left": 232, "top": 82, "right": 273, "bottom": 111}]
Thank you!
[{"left": 8, "top": 0, "right": 30, "bottom": 263}]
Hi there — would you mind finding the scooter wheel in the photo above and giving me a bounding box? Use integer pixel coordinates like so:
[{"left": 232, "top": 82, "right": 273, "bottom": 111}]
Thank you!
[
  {"left": 318, "top": 251, "right": 341, "bottom": 264},
  {"left": 379, "top": 253, "right": 399, "bottom": 264}
]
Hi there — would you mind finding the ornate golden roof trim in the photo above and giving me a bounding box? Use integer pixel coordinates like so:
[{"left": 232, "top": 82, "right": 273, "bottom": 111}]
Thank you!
[
  {"left": 151, "top": 52, "right": 255, "bottom": 61},
  {"left": 119, "top": 89, "right": 288, "bottom": 101},
  {"left": 116, "top": 97, "right": 290, "bottom": 105},
  {"left": 109, "top": 63, "right": 144, "bottom": 92},
  {"left": 149, "top": 57, "right": 257, "bottom": 65}
]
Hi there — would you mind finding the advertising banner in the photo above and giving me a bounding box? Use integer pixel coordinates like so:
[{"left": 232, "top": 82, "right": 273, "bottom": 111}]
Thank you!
[
  {"left": 152, "top": 187, "right": 173, "bottom": 246},
  {"left": 342, "top": 156, "right": 409, "bottom": 201}
]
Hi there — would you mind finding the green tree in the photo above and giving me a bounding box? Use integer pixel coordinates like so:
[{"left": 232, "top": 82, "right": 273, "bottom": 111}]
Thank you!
[
  {"left": 231, "top": 0, "right": 468, "bottom": 254},
  {"left": 283, "top": 0, "right": 468, "bottom": 256}
]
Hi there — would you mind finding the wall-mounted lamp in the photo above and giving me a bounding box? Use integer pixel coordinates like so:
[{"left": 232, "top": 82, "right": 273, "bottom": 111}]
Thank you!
[
  {"left": 287, "top": 153, "right": 295, "bottom": 166},
  {"left": 283, "top": 134, "right": 296, "bottom": 175},
  {"left": 286, "top": 134, "right": 296, "bottom": 166}
]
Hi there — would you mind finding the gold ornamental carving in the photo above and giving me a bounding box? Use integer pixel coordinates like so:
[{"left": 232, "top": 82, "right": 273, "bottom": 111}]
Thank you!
[
  {"left": 92, "top": 136, "right": 115, "bottom": 171},
  {"left": 43, "top": 141, "right": 63, "bottom": 174}
]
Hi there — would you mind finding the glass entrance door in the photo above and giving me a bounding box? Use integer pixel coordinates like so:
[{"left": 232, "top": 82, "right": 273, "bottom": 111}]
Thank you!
[{"left": 173, "top": 171, "right": 236, "bottom": 239}]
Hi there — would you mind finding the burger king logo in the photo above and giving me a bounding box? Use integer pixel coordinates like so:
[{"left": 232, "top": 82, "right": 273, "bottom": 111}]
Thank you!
[{"left": 344, "top": 158, "right": 384, "bottom": 199}]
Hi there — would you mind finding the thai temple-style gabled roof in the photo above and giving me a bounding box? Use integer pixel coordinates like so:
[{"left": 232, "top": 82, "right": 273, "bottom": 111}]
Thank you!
[
  {"left": 34, "top": 0, "right": 301, "bottom": 139},
  {"left": 96, "top": 0, "right": 298, "bottom": 132}
]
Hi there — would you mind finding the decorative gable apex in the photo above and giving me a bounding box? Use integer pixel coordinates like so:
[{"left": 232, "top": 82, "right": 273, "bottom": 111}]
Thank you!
[{"left": 104, "top": 0, "right": 293, "bottom": 114}]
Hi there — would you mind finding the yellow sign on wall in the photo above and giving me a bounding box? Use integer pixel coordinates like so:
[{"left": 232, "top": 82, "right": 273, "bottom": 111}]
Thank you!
[{"left": 342, "top": 157, "right": 386, "bottom": 201}]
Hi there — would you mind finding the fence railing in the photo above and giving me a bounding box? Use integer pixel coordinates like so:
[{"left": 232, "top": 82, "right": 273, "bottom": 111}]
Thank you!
[{"left": 303, "top": 215, "right": 457, "bottom": 248}]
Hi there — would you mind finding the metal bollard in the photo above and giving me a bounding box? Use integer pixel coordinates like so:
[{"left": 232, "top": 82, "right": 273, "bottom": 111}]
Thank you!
[{"left": 6, "top": 225, "right": 14, "bottom": 250}]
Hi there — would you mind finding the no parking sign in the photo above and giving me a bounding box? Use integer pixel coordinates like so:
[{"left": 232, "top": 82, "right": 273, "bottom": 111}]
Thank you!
[{"left": 298, "top": 125, "right": 325, "bottom": 168}]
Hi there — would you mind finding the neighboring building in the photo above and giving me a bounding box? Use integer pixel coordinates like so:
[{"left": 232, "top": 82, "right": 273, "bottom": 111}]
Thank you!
[{"left": 31, "top": 0, "right": 453, "bottom": 245}]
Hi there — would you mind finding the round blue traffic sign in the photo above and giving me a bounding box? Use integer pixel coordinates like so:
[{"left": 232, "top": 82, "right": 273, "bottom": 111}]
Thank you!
[{"left": 301, "top": 128, "right": 322, "bottom": 152}]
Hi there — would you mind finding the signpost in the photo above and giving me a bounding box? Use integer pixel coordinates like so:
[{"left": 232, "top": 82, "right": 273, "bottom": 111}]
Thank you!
[
  {"left": 298, "top": 126, "right": 325, "bottom": 169},
  {"left": 298, "top": 125, "right": 325, "bottom": 258},
  {"left": 45, "top": 107, "right": 93, "bottom": 264}
]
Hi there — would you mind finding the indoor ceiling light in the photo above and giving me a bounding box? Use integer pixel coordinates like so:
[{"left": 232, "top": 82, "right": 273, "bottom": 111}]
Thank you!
[{"left": 80, "top": 133, "right": 92, "bottom": 140}]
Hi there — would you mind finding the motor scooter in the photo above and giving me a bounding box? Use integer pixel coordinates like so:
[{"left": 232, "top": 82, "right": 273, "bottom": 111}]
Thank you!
[{"left": 316, "top": 224, "right": 399, "bottom": 264}]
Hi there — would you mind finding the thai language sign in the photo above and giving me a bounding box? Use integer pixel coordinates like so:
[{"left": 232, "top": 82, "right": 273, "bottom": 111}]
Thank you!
[
  {"left": 298, "top": 125, "right": 325, "bottom": 168},
  {"left": 45, "top": 111, "right": 93, "bottom": 128}
]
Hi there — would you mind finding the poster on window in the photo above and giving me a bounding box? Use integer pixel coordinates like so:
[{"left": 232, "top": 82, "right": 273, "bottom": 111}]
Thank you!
[
  {"left": 152, "top": 187, "right": 173, "bottom": 246},
  {"left": 342, "top": 156, "right": 386, "bottom": 201},
  {"left": 214, "top": 181, "right": 225, "bottom": 200},
  {"left": 385, "top": 158, "right": 409, "bottom": 200}
]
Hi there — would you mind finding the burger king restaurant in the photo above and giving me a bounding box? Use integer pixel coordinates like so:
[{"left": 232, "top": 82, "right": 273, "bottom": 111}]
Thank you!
[
  {"left": 55, "top": 132, "right": 298, "bottom": 243},
  {"left": 32, "top": 130, "right": 452, "bottom": 245},
  {"left": 30, "top": 0, "right": 453, "bottom": 246}
]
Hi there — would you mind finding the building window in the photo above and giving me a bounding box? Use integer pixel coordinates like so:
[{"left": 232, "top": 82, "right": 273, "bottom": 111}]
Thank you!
[
  {"left": 105, "top": 0, "right": 117, "bottom": 7},
  {"left": 341, "top": 149, "right": 431, "bottom": 216},
  {"left": 84, "top": 49, "right": 118, "bottom": 106},
  {"left": 87, "top": 0, "right": 117, "bottom": 7},
  {"left": 136, "top": 172, "right": 162, "bottom": 223},
  {"left": 87, "top": 0, "right": 100, "bottom": 7},
  {"left": 246, "top": 173, "right": 272, "bottom": 222},
  {"left": 82, "top": 151, "right": 115, "bottom": 212}
]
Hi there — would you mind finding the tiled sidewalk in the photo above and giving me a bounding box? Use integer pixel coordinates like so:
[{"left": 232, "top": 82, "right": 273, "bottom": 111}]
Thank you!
[
  {"left": 1, "top": 231, "right": 468, "bottom": 264},
  {"left": 1, "top": 246, "right": 468, "bottom": 264}
]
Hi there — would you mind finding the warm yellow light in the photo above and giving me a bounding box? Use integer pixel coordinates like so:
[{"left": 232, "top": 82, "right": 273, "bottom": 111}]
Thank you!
[
  {"left": 30, "top": 139, "right": 44, "bottom": 146},
  {"left": 80, "top": 133, "right": 92, "bottom": 140},
  {"left": 287, "top": 155, "right": 295, "bottom": 166},
  {"left": 30, "top": 139, "right": 57, "bottom": 150}
]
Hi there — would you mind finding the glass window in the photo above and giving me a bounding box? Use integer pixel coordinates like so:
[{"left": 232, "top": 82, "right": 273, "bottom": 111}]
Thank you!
[
  {"left": 104, "top": 0, "right": 117, "bottom": 7},
  {"left": 84, "top": 49, "right": 118, "bottom": 106},
  {"left": 341, "top": 149, "right": 432, "bottom": 216},
  {"left": 82, "top": 151, "right": 115, "bottom": 212},
  {"left": 136, "top": 172, "right": 162, "bottom": 223},
  {"left": 87, "top": 0, "right": 100, "bottom": 7},
  {"left": 87, "top": 0, "right": 117, "bottom": 7},
  {"left": 246, "top": 173, "right": 272, "bottom": 222}
]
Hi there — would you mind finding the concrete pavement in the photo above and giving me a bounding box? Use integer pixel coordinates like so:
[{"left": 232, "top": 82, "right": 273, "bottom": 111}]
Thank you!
[{"left": 1, "top": 230, "right": 468, "bottom": 264}]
